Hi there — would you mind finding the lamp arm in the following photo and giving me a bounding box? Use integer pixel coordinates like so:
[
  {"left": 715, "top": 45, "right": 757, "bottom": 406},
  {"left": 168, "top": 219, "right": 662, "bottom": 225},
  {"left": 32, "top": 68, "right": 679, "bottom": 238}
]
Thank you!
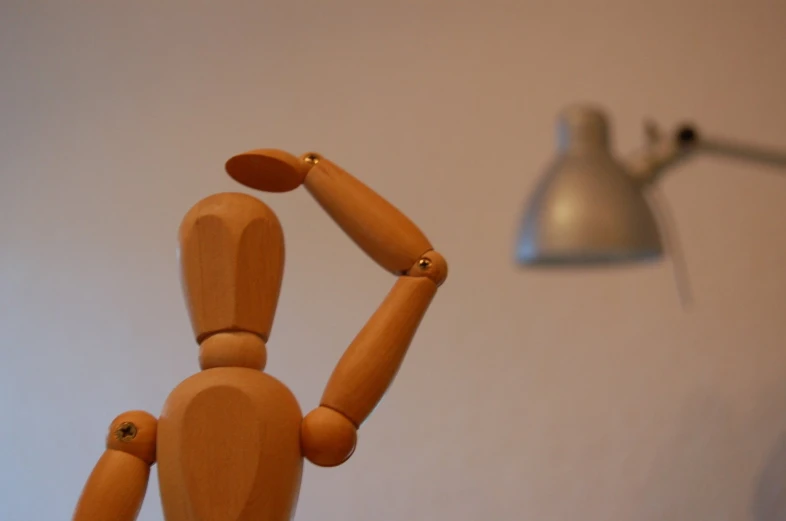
[
  {"left": 625, "top": 123, "right": 786, "bottom": 186},
  {"left": 697, "top": 134, "right": 786, "bottom": 169}
]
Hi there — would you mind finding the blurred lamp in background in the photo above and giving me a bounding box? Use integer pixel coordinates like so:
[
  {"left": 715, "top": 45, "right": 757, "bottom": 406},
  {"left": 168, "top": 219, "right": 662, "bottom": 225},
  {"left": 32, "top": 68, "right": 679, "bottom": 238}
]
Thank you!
[{"left": 515, "top": 105, "right": 786, "bottom": 266}]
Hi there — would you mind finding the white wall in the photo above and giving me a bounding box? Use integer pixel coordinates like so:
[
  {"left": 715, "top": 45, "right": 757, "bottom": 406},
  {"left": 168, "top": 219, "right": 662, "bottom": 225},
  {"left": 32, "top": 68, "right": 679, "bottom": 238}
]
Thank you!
[{"left": 2, "top": 1, "right": 786, "bottom": 520}]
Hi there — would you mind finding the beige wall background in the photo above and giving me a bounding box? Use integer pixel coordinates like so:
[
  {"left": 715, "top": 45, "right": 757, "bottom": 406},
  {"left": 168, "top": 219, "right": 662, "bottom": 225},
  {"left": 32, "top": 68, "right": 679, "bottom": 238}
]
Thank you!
[{"left": 2, "top": 1, "right": 786, "bottom": 520}]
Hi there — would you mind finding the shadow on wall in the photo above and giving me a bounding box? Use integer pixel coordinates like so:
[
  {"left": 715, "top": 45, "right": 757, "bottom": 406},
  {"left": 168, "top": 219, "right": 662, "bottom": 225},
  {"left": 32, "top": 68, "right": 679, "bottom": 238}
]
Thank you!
[
  {"left": 640, "top": 393, "right": 740, "bottom": 520},
  {"left": 754, "top": 432, "right": 786, "bottom": 521},
  {"left": 628, "top": 391, "right": 786, "bottom": 520}
]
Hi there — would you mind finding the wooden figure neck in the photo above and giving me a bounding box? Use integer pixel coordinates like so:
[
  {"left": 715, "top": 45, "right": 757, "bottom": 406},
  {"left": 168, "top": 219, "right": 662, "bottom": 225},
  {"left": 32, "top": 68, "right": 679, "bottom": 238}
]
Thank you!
[{"left": 199, "top": 331, "right": 268, "bottom": 371}]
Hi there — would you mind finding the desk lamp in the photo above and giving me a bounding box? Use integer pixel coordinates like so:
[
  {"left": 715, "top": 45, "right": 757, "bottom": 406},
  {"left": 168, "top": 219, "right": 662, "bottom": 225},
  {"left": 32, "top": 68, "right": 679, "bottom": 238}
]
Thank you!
[{"left": 516, "top": 105, "right": 786, "bottom": 266}]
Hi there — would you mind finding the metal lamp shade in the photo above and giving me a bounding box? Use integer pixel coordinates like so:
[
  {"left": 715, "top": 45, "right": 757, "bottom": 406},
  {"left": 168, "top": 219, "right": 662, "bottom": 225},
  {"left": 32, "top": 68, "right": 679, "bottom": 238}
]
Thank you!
[{"left": 516, "top": 106, "right": 664, "bottom": 265}]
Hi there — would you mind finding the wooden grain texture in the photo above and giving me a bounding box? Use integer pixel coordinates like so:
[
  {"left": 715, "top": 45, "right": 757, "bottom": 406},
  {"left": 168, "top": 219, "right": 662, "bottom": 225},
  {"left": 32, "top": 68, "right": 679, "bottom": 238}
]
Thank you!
[
  {"left": 157, "top": 367, "right": 303, "bottom": 521},
  {"left": 304, "top": 158, "right": 433, "bottom": 274},
  {"left": 320, "top": 275, "right": 438, "bottom": 426},
  {"left": 178, "top": 192, "right": 285, "bottom": 343},
  {"left": 72, "top": 411, "right": 157, "bottom": 521}
]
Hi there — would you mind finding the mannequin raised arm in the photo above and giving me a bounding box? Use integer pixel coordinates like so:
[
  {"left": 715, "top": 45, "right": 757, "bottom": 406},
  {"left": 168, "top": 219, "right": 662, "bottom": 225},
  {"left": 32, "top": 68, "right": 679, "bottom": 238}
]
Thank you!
[{"left": 226, "top": 150, "right": 448, "bottom": 466}]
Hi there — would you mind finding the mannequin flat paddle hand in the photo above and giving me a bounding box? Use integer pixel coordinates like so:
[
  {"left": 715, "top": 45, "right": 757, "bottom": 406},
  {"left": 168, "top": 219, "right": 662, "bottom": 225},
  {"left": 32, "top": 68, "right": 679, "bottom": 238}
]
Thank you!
[{"left": 225, "top": 149, "right": 311, "bottom": 192}]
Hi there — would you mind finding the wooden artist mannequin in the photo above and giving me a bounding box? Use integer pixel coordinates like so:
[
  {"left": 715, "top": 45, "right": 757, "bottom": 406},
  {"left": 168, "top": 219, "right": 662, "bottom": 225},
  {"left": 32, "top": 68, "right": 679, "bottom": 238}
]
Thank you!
[{"left": 71, "top": 149, "right": 448, "bottom": 521}]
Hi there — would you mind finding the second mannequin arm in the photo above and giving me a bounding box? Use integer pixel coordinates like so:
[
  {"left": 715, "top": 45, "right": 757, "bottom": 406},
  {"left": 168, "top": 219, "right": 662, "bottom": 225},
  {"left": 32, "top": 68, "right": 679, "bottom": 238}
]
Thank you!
[
  {"left": 224, "top": 149, "right": 448, "bottom": 466},
  {"left": 297, "top": 155, "right": 448, "bottom": 466}
]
